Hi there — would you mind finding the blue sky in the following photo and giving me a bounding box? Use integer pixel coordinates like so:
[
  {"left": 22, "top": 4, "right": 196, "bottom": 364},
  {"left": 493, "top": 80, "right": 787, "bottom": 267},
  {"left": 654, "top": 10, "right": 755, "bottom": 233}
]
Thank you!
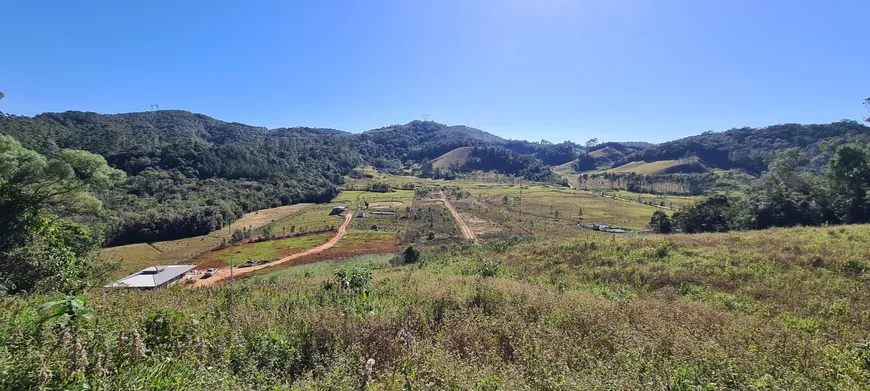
[{"left": 1, "top": 0, "right": 868, "bottom": 143}]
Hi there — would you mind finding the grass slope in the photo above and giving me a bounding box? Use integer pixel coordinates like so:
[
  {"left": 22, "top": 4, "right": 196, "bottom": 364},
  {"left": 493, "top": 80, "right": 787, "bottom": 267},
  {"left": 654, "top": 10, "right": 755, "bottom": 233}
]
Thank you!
[
  {"left": 5, "top": 225, "right": 869, "bottom": 389},
  {"left": 431, "top": 146, "right": 474, "bottom": 170},
  {"left": 606, "top": 158, "right": 707, "bottom": 174}
]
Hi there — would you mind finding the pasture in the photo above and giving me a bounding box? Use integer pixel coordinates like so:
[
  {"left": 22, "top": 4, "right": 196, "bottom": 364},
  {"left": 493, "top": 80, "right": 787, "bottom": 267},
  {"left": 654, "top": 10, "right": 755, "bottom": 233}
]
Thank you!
[
  {"left": 452, "top": 185, "right": 662, "bottom": 233},
  {"left": 602, "top": 190, "right": 703, "bottom": 209},
  {"left": 245, "top": 253, "right": 395, "bottom": 282},
  {"left": 264, "top": 191, "right": 364, "bottom": 234},
  {"left": 190, "top": 232, "right": 333, "bottom": 269}
]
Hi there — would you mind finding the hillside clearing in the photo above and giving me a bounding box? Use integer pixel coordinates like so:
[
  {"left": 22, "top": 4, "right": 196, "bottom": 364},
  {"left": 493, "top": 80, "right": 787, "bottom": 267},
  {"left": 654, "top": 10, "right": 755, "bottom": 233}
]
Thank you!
[
  {"left": 606, "top": 159, "right": 706, "bottom": 174},
  {"left": 101, "top": 203, "right": 312, "bottom": 277},
  {"left": 431, "top": 146, "right": 474, "bottom": 170}
]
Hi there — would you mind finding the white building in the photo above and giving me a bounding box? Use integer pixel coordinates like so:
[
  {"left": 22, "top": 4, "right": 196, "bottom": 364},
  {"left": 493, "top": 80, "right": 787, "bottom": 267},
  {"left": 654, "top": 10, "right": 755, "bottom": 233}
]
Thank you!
[{"left": 105, "top": 265, "right": 197, "bottom": 289}]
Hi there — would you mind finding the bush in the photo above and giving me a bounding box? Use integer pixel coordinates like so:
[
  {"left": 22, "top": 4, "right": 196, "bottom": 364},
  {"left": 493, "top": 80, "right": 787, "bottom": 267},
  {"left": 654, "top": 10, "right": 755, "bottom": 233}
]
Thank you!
[
  {"left": 843, "top": 258, "right": 868, "bottom": 277},
  {"left": 333, "top": 267, "right": 373, "bottom": 296},
  {"left": 144, "top": 309, "right": 192, "bottom": 350},
  {"left": 478, "top": 259, "right": 501, "bottom": 278},
  {"left": 403, "top": 246, "right": 421, "bottom": 264},
  {"left": 649, "top": 210, "right": 673, "bottom": 234}
]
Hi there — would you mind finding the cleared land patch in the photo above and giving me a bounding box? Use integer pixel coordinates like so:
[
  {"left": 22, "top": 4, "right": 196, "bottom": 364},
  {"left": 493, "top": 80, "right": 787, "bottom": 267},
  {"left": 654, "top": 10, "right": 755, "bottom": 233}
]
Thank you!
[
  {"left": 454, "top": 186, "right": 662, "bottom": 233},
  {"left": 242, "top": 231, "right": 399, "bottom": 278},
  {"left": 431, "top": 146, "right": 474, "bottom": 170},
  {"left": 191, "top": 233, "right": 332, "bottom": 270},
  {"left": 404, "top": 199, "right": 462, "bottom": 244},
  {"left": 606, "top": 159, "right": 706, "bottom": 175},
  {"left": 102, "top": 203, "right": 312, "bottom": 277}
]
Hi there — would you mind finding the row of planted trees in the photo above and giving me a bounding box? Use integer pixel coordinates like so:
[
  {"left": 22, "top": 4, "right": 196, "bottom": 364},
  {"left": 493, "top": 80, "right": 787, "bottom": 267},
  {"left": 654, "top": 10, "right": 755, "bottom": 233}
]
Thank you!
[{"left": 578, "top": 172, "right": 719, "bottom": 195}]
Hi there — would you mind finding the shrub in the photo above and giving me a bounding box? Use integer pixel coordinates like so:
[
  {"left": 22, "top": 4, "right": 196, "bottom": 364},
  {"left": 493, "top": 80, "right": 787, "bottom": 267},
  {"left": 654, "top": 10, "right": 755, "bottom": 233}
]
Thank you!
[
  {"left": 403, "top": 246, "right": 421, "bottom": 264},
  {"left": 478, "top": 259, "right": 501, "bottom": 278},
  {"left": 143, "top": 309, "right": 192, "bottom": 350},
  {"left": 333, "top": 267, "right": 373, "bottom": 296},
  {"left": 843, "top": 258, "right": 868, "bottom": 276}
]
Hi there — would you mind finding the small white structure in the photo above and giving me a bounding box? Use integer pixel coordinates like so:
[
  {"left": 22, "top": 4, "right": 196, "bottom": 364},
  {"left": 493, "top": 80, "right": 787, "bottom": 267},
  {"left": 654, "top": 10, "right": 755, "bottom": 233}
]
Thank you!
[{"left": 105, "top": 265, "right": 197, "bottom": 289}]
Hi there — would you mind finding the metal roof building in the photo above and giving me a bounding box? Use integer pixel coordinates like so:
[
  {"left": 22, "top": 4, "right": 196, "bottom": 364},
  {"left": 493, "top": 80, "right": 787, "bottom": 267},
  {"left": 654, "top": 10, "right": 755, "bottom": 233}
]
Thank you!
[{"left": 105, "top": 265, "right": 197, "bottom": 289}]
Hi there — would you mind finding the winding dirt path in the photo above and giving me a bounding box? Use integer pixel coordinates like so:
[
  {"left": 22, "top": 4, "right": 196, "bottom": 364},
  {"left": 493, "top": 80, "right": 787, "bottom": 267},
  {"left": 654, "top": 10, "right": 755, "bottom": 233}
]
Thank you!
[
  {"left": 436, "top": 197, "right": 477, "bottom": 241},
  {"left": 193, "top": 212, "right": 354, "bottom": 287}
]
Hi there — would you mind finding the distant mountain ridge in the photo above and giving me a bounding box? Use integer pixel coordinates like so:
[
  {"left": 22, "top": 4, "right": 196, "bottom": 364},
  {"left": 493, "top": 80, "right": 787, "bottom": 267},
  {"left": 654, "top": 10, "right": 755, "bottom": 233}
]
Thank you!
[
  {"left": 5, "top": 109, "right": 866, "bottom": 177},
  {"left": 3, "top": 108, "right": 868, "bottom": 246}
]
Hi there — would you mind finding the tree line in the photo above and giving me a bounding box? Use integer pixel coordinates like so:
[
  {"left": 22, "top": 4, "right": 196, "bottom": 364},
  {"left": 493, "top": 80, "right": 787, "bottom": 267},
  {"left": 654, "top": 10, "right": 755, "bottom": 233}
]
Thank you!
[
  {"left": 0, "top": 111, "right": 362, "bottom": 246},
  {"left": 650, "top": 142, "right": 870, "bottom": 234}
]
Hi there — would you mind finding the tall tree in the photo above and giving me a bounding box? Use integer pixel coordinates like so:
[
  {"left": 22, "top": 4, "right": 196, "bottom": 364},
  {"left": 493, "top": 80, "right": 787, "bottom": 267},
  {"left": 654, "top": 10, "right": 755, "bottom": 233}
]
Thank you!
[
  {"left": 0, "top": 135, "right": 124, "bottom": 294},
  {"left": 827, "top": 145, "right": 870, "bottom": 223}
]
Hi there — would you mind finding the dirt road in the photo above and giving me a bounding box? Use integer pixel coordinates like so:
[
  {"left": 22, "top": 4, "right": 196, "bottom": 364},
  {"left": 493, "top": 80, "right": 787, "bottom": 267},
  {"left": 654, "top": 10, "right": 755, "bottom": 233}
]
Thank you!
[
  {"left": 436, "top": 197, "right": 477, "bottom": 241},
  {"left": 193, "top": 212, "right": 354, "bottom": 287}
]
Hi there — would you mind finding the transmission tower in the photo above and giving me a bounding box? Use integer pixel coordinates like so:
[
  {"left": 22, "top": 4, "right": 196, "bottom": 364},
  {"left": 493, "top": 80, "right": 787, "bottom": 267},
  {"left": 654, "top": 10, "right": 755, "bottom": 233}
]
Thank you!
[{"left": 422, "top": 114, "right": 429, "bottom": 121}]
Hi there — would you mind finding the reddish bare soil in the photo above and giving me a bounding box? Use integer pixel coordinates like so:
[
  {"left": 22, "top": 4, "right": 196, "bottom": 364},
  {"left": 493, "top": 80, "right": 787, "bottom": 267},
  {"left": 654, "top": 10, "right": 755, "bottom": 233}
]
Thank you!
[{"left": 193, "top": 212, "right": 354, "bottom": 287}]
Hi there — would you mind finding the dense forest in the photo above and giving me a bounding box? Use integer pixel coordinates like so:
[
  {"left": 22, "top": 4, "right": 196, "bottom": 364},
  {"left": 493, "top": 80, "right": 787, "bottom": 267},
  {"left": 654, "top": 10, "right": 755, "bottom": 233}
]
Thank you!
[
  {"left": 420, "top": 146, "right": 559, "bottom": 182},
  {"left": 354, "top": 121, "right": 584, "bottom": 168},
  {"left": 0, "top": 111, "right": 362, "bottom": 246},
  {"left": 616, "top": 121, "right": 870, "bottom": 174},
  {"left": 651, "top": 141, "right": 870, "bottom": 233}
]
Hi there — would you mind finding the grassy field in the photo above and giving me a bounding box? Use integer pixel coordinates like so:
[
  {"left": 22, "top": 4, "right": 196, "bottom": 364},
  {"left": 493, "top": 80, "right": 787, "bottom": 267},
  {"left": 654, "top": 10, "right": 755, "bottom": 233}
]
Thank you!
[
  {"left": 189, "top": 233, "right": 333, "bottom": 269},
  {"left": 101, "top": 203, "right": 312, "bottom": 277},
  {"left": 603, "top": 190, "right": 703, "bottom": 209},
  {"left": 241, "top": 231, "right": 400, "bottom": 278},
  {"left": 344, "top": 168, "right": 447, "bottom": 189},
  {"left": 6, "top": 224, "right": 869, "bottom": 389},
  {"left": 453, "top": 185, "right": 662, "bottom": 232},
  {"left": 606, "top": 158, "right": 706, "bottom": 175},
  {"left": 350, "top": 190, "right": 415, "bottom": 232},
  {"left": 245, "top": 253, "right": 396, "bottom": 282},
  {"left": 265, "top": 191, "right": 365, "bottom": 235}
]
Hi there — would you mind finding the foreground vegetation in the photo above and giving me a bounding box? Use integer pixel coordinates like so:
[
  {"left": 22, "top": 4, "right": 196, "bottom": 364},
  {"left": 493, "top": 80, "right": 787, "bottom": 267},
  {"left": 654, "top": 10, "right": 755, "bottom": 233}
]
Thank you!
[{"left": 2, "top": 225, "right": 869, "bottom": 389}]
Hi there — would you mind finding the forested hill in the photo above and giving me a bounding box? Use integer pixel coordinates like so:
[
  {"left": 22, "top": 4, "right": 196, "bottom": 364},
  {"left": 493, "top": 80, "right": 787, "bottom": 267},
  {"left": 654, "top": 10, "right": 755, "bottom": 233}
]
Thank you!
[
  {"left": 0, "top": 110, "right": 363, "bottom": 246},
  {"left": 352, "top": 120, "right": 584, "bottom": 168},
  {"left": 5, "top": 108, "right": 864, "bottom": 247},
  {"left": 353, "top": 120, "right": 507, "bottom": 162},
  {"left": 614, "top": 121, "right": 870, "bottom": 174}
]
